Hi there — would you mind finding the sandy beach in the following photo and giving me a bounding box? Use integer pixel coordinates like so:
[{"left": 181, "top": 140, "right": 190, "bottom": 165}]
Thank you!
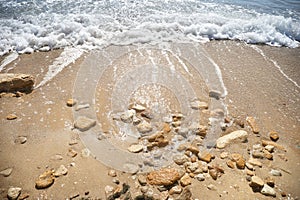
[{"left": 0, "top": 41, "right": 299, "bottom": 199}]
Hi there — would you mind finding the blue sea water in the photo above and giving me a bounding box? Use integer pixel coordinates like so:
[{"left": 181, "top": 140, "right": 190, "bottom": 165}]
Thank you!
[{"left": 0, "top": 0, "right": 299, "bottom": 55}]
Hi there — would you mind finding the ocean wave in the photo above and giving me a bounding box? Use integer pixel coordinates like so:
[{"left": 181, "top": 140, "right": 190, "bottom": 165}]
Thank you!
[{"left": 0, "top": 0, "right": 299, "bottom": 55}]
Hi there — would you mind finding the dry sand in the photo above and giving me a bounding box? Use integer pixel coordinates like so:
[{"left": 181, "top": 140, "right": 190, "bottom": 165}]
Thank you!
[{"left": 0, "top": 41, "right": 299, "bottom": 199}]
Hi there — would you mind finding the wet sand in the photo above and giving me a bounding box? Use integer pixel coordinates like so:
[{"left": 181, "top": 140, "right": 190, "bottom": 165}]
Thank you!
[{"left": 0, "top": 41, "right": 299, "bottom": 199}]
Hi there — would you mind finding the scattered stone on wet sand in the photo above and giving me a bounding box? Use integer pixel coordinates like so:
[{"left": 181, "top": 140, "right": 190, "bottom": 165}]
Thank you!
[
  {"left": 198, "top": 152, "right": 213, "bottom": 163},
  {"left": 270, "top": 169, "right": 282, "bottom": 176},
  {"left": 6, "top": 114, "right": 18, "bottom": 120},
  {"left": 147, "top": 168, "right": 181, "bottom": 186},
  {"left": 220, "top": 152, "right": 229, "bottom": 159},
  {"left": 207, "top": 184, "right": 217, "bottom": 191},
  {"left": 128, "top": 144, "right": 143, "bottom": 153},
  {"left": 67, "top": 148, "right": 78, "bottom": 158},
  {"left": 180, "top": 174, "right": 192, "bottom": 187},
  {"left": 261, "top": 184, "right": 276, "bottom": 197},
  {"left": 0, "top": 167, "right": 13, "bottom": 177},
  {"left": 269, "top": 131, "right": 279, "bottom": 142},
  {"left": 209, "top": 90, "right": 222, "bottom": 100},
  {"left": 74, "top": 116, "right": 96, "bottom": 131},
  {"left": 0, "top": 73, "right": 34, "bottom": 93},
  {"left": 14, "top": 136, "right": 27, "bottom": 144},
  {"left": 248, "top": 158, "right": 262, "bottom": 167},
  {"left": 7, "top": 187, "right": 22, "bottom": 200},
  {"left": 35, "top": 170, "right": 55, "bottom": 189},
  {"left": 190, "top": 100, "right": 209, "bottom": 110},
  {"left": 261, "top": 140, "right": 286, "bottom": 151},
  {"left": 50, "top": 154, "right": 63, "bottom": 161},
  {"left": 66, "top": 98, "right": 77, "bottom": 107},
  {"left": 106, "top": 183, "right": 131, "bottom": 200},
  {"left": 53, "top": 165, "right": 68, "bottom": 177},
  {"left": 131, "top": 104, "right": 146, "bottom": 112},
  {"left": 226, "top": 160, "right": 235, "bottom": 169},
  {"left": 195, "top": 173, "right": 205, "bottom": 181},
  {"left": 75, "top": 103, "right": 90, "bottom": 111},
  {"left": 249, "top": 176, "right": 264, "bottom": 190},
  {"left": 136, "top": 121, "right": 152, "bottom": 133},
  {"left": 120, "top": 109, "right": 136, "bottom": 123},
  {"left": 216, "top": 130, "right": 248, "bottom": 149},
  {"left": 108, "top": 169, "right": 117, "bottom": 177},
  {"left": 246, "top": 116, "right": 260, "bottom": 134}
]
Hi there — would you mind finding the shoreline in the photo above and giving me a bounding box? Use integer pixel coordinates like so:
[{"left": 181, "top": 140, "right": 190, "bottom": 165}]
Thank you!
[{"left": 0, "top": 40, "right": 299, "bottom": 199}]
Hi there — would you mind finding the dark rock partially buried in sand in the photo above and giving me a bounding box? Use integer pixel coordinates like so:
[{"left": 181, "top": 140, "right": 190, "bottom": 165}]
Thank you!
[{"left": 0, "top": 73, "right": 34, "bottom": 93}]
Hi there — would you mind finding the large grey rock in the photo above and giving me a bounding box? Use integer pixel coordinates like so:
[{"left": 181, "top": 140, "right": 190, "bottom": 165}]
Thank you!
[
  {"left": 74, "top": 116, "right": 96, "bottom": 131},
  {"left": 0, "top": 73, "right": 34, "bottom": 93},
  {"left": 216, "top": 130, "right": 248, "bottom": 149}
]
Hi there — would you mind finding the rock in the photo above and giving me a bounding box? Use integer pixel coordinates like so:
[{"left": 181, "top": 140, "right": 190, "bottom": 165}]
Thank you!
[
  {"left": 246, "top": 116, "right": 260, "bottom": 134},
  {"left": 209, "top": 169, "right": 218, "bottom": 180},
  {"left": 50, "top": 154, "right": 63, "bottom": 160},
  {"left": 0, "top": 167, "right": 13, "bottom": 177},
  {"left": 132, "top": 104, "right": 146, "bottom": 111},
  {"left": 132, "top": 116, "right": 142, "bottom": 125},
  {"left": 186, "top": 145, "right": 199, "bottom": 155},
  {"left": 138, "top": 175, "right": 147, "bottom": 186},
  {"left": 169, "top": 185, "right": 182, "bottom": 195},
  {"left": 137, "top": 121, "right": 152, "bottom": 134},
  {"left": 261, "top": 140, "right": 286, "bottom": 151},
  {"left": 269, "top": 131, "right": 279, "bottom": 141},
  {"left": 106, "top": 183, "right": 131, "bottom": 200},
  {"left": 236, "top": 157, "right": 246, "bottom": 169},
  {"left": 185, "top": 162, "right": 199, "bottom": 173},
  {"left": 162, "top": 123, "right": 171, "bottom": 133},
  {"left": 66, "top": 99, "right": 77, "bottom": 107},
  {"left": 188, "top": 123, "right": 207, "bottom": 137},
  {"left": 245, "top": 162, "right": 254, "bottom": 170},
  {"left": 75, "top": 103, "right": 90, "bottom": 111},
  {"left": 0, "top": 73, "right": 34, "bottom": 93},
  {"left": 69, "top": 139, "right": 78, "bottom": 146},
  {"left": 265, "top": 177, "right": 275, "bottom": 187},
  {"left": 108, "top": 169, "right": 117, "bottom": 177},
  {"left": 123, "top": 163, "right": 139, "bottom": 174},
  {"left": 209, "top": 90, "right": 222, "bottom": 100},
  {"left": 18, "top": 193, "right": 30, "bottom": 200},
  {"left": 74, "top": 116, "right": 96, "bottom": 131},
  {"left": 246, "top": 169, "right": 255, "bottom": 176},
  {"left": 67, "top": 148, "right": 78, "bottom": 157},
  {"left": 265, "top": 145, "right": 275, "bottom": 153},
  {"left": 112, "top": 177, "right": 120, "bottom": 184},
  {"left": 174, "top": 187, "right": 192, "bottom": 200},
  {"left": 180, "top": 174, "right": 191, "bottom": 187},
  {"left": 270, "top": 169, "right": 282, "bottom": 176},
  {"left": 7, "top": 187, "right": 21, "bottom": 200},
  {"left": 147, "top": 168, "right": 182, "bottom": 186},
  {"left": 14, "top": 136, "right": 27, "bottom": 144},
  {"left": 263, "top": 150, "right": 273, "bottom": 160},
  {"left": 248, "top": 158, "right": 262, "bottom": 167},
  {"left": 120, "top": 109, "right": 136, "bottom": 123},
  {"left": 220, "top": 152, "right": 229, "bottom": 159},
  {"left": 216, "top": 130, "right": 248, "bottom": 149},
  {"left": 249, "top": 176, "right": 264, "bottom": 189},
  {"left": 128, "top": 144, "right": 143, "bottom": 153},
  {"left": 261, "top": 184, "right": 276, "bottom": 197},
  {"left": 177, "top": 127, "right": 189, "bottom": 138},
  {"left": 198, "top": 152, "right": 213, "bottom": 163},
  {"left": 35, "top": 170, "right": 55, "bottom": 189},
  {"left": 207, "top": 184, "right": 217, "bottom": 191},
  {"left": 141, "top": 111, "right": 154, "bottom": 119},
  {"left": 252, "top": 151, "right": 264, "bottom": 159},
  {"left": 226, "top": 160, "right": 235, "bottom": 169},
  {"left": 53, "top": 165, "right": 68, "bottom": 177},
  {"left": 230, "top": 153, "right": 242, "bottom": 161},
  {"left": 173, "top": 155, "right": 189, "bottom": 165},
  {"left": 195, "top": 173, "right": 205, "bottom": 181},
  {"left": 210, "top": 109, "right": 224, "bottom": 118},
  {"left": 6, "top": 114, "right": 17, "bottom": 120},
  {"left": 234, "top": 118, "right": 245, "bottom": 128},
  {"left": 190, "top": 100, "right": 208, "bottom": 110}
]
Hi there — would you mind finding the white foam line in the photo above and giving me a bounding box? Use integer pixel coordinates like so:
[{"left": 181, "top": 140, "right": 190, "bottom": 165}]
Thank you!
[
  {"left": 161, "top": 50, "right": 175, "bottom": 73},
  {"left": 206, "top": 56, "right": 228, "bottom": 97},
  {"left": 0, "top": 52, "right": 19, "bottom": 72},
  {"left": 171, "top": 50, "right": 192, "bottom": 76},
  {"left": 35, "top": 47, "right": 84, "bottom": 89},
  {"left": 251, "top": 45, "right": 299, "bottom": 89}
]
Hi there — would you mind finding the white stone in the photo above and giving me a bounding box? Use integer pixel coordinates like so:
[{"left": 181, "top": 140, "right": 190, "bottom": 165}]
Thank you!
[
  {"left": 190, "top": 100, "right": 208, "bottom": 110},
  {"left": 128, "top": 144, "right": 144, "bottom": 153},
  {"left": 120, "top": 109, "right": 136, "bottom": 123},
  {"left": 261, "top": 184, "right": 276, "bottom": 197},
  {"left": 136, "top": 121, "right": 152, "bottom": 134},
  {"left": 53, "top": 165, "right": 68, "bottom": 177},
  {"left": 132, "top": 104, "right": 146, "bottom": 111},
  {"left": 7, "top": 187, "right": 21, "bottom": 200},
  {"left": 216, "top": 130, "right": 248, "bottom": 149},
  {"left": 270, "top": 169, "right": 282, "bottom": 176},
  {"left": 74, "top": 116, "right": 96, "bottom": 131},
  {"left": 195, "top": 174, "right": 205, "bottom": 181}
]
